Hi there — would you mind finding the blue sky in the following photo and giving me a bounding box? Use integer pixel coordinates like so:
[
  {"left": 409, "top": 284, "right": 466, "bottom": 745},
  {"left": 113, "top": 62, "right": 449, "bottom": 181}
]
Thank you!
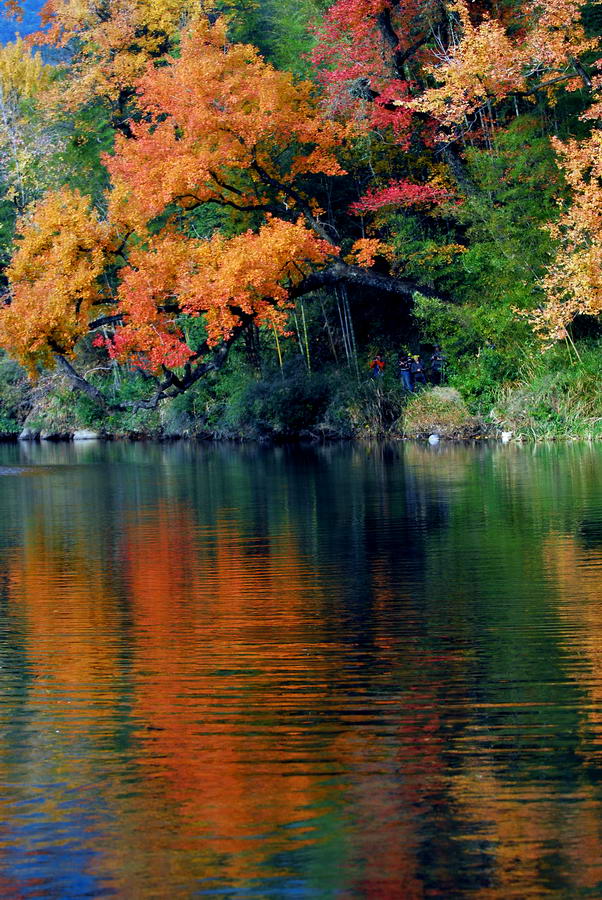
[{"left": 0, "top": 0, "right": 45, "bottom": 44}]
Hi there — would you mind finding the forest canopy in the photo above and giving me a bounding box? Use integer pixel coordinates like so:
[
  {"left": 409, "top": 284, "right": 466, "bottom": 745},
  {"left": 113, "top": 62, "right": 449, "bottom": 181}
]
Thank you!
[{"left": 0, "top": 0, "right": 601, "bottom": 423}]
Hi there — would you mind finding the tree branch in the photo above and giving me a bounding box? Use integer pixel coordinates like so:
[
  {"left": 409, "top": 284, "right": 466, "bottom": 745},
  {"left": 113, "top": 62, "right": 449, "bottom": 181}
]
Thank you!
[
  {"left": 376, "top": 8, "right": 431, "bottom": 77},
  {"left": 173, "top": 192, "right": 275, "bottom": 214},
  {"left": 249, "top": 159, "right": 336, "bottom": 245},
  {"left": 89, "top": 313, "right": 123, "bottom": 329},
  {"left": 55, "top": 354, "right": 110, "bottom": 409},
  {"left": 289, "top": 260, "right": 449, "bottom": 303},
  {"left": 54, "top": 325, "right": 245, "bottom": 413}
]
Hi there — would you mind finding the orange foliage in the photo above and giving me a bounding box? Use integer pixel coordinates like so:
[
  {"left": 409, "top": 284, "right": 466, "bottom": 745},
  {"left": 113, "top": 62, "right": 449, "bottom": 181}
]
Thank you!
[
  {"left": 106, "top": 17, "right": 346, "bottom": 224},
  {"left": 416, "top": 0, "right": 596, "bottom": 129},
  {"left": 112, "top": 218, "right": 335, "bottom": 365},
  {"left": 524, "top": 0, "right": 597, "bottom": 77},
  {"left": 30, "top": 0, "right": 199, "bottom": 108},
  {"left": 532, "top": 105, "right": 602, "bottom": 342},
  {"left": 346, "top": 237, "right": 392, "bottom": 268},
  {"left": 0, "top": 188, "right": 115, "bottom": 372}
]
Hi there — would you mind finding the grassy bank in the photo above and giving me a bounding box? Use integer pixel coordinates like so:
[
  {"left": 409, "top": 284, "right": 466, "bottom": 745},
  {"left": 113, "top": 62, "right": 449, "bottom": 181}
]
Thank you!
[
  {"left": 2, "top": 338, "right": 601, "bottom": 444},
  {"left": 491, "top": 342, "right": 602, "bottom": 441}
]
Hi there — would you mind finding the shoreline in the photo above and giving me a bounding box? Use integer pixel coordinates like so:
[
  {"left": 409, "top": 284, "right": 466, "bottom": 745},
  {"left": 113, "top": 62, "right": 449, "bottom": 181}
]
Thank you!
[{"left": 2, "top": 425, "right": 597, "bottom": 445}]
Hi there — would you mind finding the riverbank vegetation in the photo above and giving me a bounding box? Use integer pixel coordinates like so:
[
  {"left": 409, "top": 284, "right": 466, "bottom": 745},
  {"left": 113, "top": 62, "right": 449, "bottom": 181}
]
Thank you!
[{"left": 0, "top": 0, "right": 601, "bottom": 442}]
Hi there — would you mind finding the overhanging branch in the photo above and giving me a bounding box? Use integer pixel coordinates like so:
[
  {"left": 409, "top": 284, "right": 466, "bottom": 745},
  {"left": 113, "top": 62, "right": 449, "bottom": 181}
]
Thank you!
[
  {"left": 54, "top": 325, "right": 244, "bottom": 413},
  {"left": 55, "top": 355, "right": 110, "bottom": 409},
  {"left": 57, "top": 264, "right": 448, "bottom": 412},
  {"left": 289, "top": 261, "right": 449, "bottom": 303}
]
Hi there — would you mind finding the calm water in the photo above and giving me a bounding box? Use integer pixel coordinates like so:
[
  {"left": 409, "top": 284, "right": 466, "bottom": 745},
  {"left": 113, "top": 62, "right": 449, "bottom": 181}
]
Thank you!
[{"left": 0, "top": 440, "right": 602, "bottom": 898}]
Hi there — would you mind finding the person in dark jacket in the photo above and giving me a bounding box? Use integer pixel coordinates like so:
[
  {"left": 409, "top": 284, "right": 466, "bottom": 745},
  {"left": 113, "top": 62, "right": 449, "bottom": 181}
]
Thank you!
[
  {"left": 398, "top": 351, "right": 413, "bottom": 392},
  {"left": 410, "top": 354, "right": 426, "bottom": 390},
  {"left": 430, "top": 345, "right": 446, "bottom": 385}
]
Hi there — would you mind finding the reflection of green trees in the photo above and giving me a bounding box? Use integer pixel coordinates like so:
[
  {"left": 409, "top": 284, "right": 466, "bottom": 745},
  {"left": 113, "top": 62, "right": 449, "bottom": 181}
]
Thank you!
[
  {"left": 0, "top": 441, "right": 602, "bottom": 895},
  {"left": 412, "top": 443, "right": 602, "bottom": 783}
]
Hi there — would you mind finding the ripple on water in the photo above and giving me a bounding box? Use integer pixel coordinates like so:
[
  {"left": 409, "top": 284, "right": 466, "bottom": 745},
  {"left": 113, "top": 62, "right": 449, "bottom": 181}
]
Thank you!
[{"left": 0, "top": 441, "right": 601, "bottom": 897}]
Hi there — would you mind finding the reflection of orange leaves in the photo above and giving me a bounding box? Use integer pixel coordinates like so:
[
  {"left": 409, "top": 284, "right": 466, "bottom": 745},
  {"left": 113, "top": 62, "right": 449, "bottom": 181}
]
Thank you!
[
  {"left": 545, "top": 533, "right": 602, "bottom": 712},
  {"left": 7, "top": 524, "right": 118, "bottom": 689},
  {"left": 120, "top": 504, "right": 324, "bottom": 877}
]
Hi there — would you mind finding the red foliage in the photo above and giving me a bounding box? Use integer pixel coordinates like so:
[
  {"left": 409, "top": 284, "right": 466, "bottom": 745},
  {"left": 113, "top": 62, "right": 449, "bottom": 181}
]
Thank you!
[
  {"left": 350, "top": 179, "right": 455, "bottom": 213},
  {"left": 310, "top": 0, "right": 435, "bottom": 145}
]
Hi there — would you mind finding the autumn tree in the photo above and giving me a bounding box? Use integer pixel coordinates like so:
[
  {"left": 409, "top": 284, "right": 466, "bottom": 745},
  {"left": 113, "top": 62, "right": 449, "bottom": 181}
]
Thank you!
[
  {"left": 0, "top": 36, "right": 62, "bottom": 273},
  {"left": 14, "top": 0, "right": 201, "bottom": 137},
  {"left": 1, "top": 188, "right": 115, "bottom": 374},
  {"left": 532, "top": 98, "right": 602, "bottom": 342},
  {"left": 0, "top": 15, "right": 446, "bottom": 408}
]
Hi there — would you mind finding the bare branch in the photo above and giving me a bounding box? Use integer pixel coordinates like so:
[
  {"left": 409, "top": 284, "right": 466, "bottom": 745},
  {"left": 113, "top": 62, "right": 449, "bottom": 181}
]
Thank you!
[
  {"left": 55, "top": 354, "right": 110, "bottom": 409},
  {"left": 289, "top": 260, "right": 450, "bottom": 303}
]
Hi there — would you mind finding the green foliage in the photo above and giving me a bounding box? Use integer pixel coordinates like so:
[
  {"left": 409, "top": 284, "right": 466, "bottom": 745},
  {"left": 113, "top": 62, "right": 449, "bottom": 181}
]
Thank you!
[
  {"left": 0, "top": 352, "right": 29, "bottom": 432},
  {"left": 339, "top": 378, "right": 406, "bottom": 436},
  {"left": 454, "top": 118, "right": 559, "bottom": 312},
  {"left": 492, "top": 339, "right": 602, "bottom": 440},
  {"left": 412, "top": 294, "right": 532, "bottom": 412},
  {"left": 222, "top": 0, "right": 326, "bottom": 76},
  {"left": 396, "top": 117, "right": 563, "bottom": 413},
  {"left": 216, "top": 360, "right": 331, "bottom": 437},
  {"left": 403, "top": 386, "right": 479, "bottom": 438},
  {"left": 56, "top": 103, "right": 114, "bottom": 203}
]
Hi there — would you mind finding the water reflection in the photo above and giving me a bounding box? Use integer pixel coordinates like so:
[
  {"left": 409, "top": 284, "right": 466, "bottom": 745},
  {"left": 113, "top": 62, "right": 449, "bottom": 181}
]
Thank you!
[{"left": 0, "top": 441, "right": 601, "bottom": 896}]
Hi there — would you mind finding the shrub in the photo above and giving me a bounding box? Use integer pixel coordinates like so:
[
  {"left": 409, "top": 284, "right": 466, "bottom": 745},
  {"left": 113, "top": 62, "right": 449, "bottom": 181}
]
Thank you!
[{"left": 403, "top": 386, "right": 482, "bottom": 438}]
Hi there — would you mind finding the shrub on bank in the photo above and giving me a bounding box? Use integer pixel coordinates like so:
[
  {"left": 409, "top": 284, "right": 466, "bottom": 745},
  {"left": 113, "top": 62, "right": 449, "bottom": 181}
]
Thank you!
[
  {"left": 403, "top": 387, "right": 482, "bottom": 439},
  {"left": 223, "top": 366, "right": 332, "bottom": 438},
  {"left": 334, "top": 378, "right": 405, "bottom": 437},
  {"left": 491, "top": 341, "right": 602, "bottom": 440}
]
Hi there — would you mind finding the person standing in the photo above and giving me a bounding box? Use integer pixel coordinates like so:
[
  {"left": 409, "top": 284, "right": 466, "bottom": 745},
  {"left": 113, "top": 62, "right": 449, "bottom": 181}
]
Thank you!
[
  {"left": 398, "top": 351, "right": 413, "bottom": 392},
  {"left": 430, "top": 345, "right": 446, "bottom": 385},
  {"left": 410, "top": 354, "right": 426, "bottom": 390},
  {"left": 369, "top": 354, "right": 385, "bottom": 378}
]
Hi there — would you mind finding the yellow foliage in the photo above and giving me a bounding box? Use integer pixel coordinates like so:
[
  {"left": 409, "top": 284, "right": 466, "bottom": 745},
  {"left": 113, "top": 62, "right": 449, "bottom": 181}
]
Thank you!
[
  {"left": 530, "top": 125, "right": 602, "bottom": 342},
  {"left": 32, "top": 0, "right": 199, "bottom": 108},
  {"left": 0, "top": 189, "right": 115, "bottom": 372},
  {"left": 407, "top": 243, "right": 466, "bottom": 265},
  {"left": 0, "top": 38, "right": 51, "bottom": 100},
  {"left": 415, "top": 0, "right": 597, "bottom": 129}
]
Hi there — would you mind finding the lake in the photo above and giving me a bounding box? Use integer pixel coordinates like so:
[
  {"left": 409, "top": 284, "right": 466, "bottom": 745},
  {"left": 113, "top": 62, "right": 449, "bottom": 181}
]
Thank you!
[{"left": 0, "top": 439, "right": 601, "bottom": 898}]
